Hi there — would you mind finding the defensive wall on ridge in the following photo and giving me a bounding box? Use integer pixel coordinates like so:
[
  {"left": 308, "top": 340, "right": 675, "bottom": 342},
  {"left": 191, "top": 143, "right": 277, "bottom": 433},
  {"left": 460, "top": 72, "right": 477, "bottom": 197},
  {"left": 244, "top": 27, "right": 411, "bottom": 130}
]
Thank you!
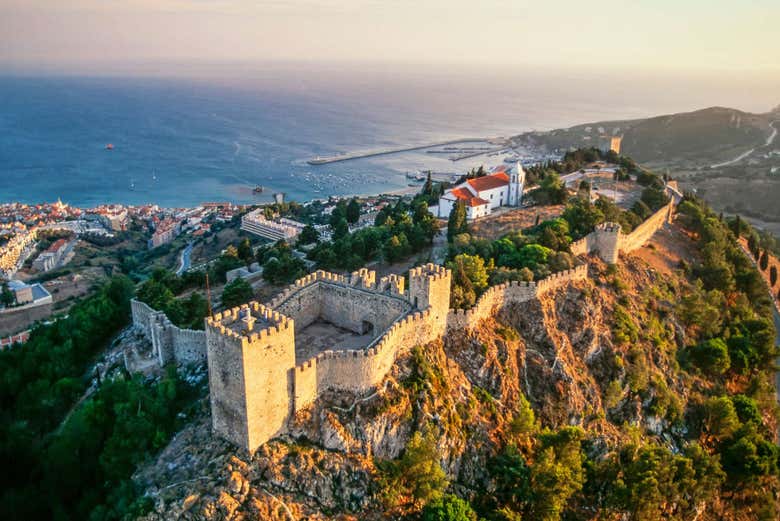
[
  {"left": 130, "top": 299, "right": 207, "bottom": 367},
  {"left": 151, "top": 182, "right": 685, "bottom": 453},
  {"left": 446, "top": 263, "right": 589, "bottom": 331},
  {"left": 570, "top": 188, "right": 677, "bottom": 263}
]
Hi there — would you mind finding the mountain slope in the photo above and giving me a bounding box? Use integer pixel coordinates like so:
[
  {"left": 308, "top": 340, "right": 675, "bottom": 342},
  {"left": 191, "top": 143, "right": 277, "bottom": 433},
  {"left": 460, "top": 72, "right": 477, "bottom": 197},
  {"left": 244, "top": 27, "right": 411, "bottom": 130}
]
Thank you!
[
  {"left": 133, "top": 216, "right": 779, "bottom": 520},
  {"left": 520, "top": 106, "right": 775, "bottom": 166}
]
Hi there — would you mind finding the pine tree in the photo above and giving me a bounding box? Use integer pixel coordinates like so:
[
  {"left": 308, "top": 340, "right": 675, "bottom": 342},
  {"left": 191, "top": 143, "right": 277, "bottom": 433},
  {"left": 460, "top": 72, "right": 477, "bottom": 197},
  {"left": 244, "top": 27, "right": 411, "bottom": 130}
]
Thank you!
[
  {"left": 759, "top": 250, "right": 769, "bottom": 271},
  {"left": 748, "top": 234, "right": 759, "bottom": 259},
  {"left": 447, "top": 201, "right": 467, "bottom": 242},
  {"left": 346, "top": 198, "right": 361, "bottom": 224},
  {"left": 771, "top": 265, "right": 778, "bottom": 287},
  {"left": 423, "top": 171, "right": 433, "bottom": 196}
]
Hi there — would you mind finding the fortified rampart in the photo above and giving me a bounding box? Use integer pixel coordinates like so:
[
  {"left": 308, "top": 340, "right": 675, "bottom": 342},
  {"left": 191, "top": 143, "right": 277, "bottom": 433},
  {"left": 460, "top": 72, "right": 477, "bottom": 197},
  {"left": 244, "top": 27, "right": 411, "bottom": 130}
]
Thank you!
[
  {"left": 570, "top": 192, "right": 676, "bottom": 263},
  {"left": 130, "top": 299, "right": 207, "bottom": 367},
  {"left": 206, "top": 264, "right": 452, "bottom": 453},
  {"left": 446, "top": 264, "right": 588, "bottom": 331},
  {"left": 201, "top": 184, "right": 682, "bottom": 453}
]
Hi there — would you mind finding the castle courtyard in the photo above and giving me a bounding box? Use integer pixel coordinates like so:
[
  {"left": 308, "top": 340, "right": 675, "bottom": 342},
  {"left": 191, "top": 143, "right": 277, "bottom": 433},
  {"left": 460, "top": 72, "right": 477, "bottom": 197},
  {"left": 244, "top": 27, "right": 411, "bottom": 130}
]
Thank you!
[{"left": 294, "top": 319, "right": 376, "bottom": 364}]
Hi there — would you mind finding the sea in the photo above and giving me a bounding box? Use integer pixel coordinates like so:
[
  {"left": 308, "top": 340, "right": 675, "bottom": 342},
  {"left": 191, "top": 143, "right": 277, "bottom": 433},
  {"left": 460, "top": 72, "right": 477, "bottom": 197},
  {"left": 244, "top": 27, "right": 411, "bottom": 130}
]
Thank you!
[{"left": 1, "top": 63, "right": 776, "bottom": 208}]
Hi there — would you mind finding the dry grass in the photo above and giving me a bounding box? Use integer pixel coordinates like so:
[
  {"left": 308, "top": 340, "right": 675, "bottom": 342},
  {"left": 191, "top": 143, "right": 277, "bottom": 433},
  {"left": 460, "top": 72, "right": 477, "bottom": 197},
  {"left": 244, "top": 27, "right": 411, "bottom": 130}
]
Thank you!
[{"left": 469, "top": 205, "right": 565, "bottom": 241}]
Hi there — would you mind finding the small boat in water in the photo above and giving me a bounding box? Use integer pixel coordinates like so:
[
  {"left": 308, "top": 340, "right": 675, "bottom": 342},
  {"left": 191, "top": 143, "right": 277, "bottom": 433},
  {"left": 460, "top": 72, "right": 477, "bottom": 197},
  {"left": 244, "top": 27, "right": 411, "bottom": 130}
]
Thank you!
[
  {"left": 252, "top": 185, "right": 264, "bottom": 194},
  {"left": 105, "top": 143, "right": 114, "bottom": 150}
]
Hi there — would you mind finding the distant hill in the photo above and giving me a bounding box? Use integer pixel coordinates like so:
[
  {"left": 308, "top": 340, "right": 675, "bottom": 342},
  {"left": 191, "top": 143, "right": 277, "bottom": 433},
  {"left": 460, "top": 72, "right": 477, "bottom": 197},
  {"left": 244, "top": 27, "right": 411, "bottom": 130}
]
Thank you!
[{"left": 520, "top": 106, "right": 776, "bottom": 166}]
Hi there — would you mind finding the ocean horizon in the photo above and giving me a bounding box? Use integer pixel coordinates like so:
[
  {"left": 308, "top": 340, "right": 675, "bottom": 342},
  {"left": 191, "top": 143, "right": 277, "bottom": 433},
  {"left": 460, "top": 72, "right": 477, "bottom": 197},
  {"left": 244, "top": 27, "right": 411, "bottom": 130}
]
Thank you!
[{"left": 2, "top": 64, "right": 777, "bottom": 208}]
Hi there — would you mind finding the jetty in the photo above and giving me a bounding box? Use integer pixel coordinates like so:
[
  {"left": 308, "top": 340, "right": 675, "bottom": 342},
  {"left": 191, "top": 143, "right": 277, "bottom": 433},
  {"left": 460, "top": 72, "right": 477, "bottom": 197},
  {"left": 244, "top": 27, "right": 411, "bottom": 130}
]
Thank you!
[{"left": 306, "top": 138, "right": 490, "bottom": 165}]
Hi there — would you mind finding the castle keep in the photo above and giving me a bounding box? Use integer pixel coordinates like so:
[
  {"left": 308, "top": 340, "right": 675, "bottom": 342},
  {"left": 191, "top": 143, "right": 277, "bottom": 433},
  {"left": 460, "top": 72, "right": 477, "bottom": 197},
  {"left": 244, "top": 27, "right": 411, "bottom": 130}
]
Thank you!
[{"left": 205, "top": 264, "right": 452, "bottom": 453}]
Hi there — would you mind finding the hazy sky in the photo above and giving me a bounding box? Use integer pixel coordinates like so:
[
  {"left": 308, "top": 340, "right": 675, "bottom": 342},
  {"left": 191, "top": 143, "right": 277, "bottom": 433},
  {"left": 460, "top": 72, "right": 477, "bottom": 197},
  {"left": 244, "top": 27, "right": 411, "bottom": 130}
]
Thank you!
[{"left": 1, "top": 0, "right": 778, "bottom": 73}]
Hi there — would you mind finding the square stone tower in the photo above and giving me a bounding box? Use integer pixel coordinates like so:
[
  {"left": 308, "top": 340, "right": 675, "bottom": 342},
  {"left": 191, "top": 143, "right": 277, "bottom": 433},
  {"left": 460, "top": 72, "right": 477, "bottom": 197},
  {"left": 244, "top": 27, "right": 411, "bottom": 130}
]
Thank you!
[
  {"left": 205, "top": 302, "right": 295, "bottom": 453},
  {"left": 408, "top": 263, "right": 452, "bottom": 336}
]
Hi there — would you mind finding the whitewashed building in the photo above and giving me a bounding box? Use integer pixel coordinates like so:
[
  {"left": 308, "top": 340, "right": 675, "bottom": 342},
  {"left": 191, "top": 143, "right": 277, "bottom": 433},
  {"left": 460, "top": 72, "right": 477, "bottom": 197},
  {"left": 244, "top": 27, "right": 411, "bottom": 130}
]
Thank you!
[{"left": 437, "top": 164, "right": 525, "bottom": 220}]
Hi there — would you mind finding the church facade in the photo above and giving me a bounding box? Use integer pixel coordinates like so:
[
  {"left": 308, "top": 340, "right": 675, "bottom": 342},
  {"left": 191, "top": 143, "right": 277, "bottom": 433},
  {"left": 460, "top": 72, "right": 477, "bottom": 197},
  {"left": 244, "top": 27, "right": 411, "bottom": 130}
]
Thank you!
[{"left": 436, "top": 164, "right": 525, "bottom": 220}]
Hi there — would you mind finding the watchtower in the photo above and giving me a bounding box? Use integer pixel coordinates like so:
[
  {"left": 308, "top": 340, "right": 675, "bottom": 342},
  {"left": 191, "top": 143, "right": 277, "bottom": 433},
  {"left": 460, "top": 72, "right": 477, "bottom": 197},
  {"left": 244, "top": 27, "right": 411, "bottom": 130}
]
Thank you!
[
  {"left": 409, "top": 263, "right": 452, "bottom": 336},
  {"left": 591, "top": 222, "right": 621, "bottom": 264},
  {"left": 205, "top": 303, "right": 295, "bottom": 454}
]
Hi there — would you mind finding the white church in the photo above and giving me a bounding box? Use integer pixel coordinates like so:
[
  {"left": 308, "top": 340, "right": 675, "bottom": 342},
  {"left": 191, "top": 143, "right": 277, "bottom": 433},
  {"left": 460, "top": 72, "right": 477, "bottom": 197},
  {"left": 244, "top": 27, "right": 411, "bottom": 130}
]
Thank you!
[{"left": 435, "top": 164, "right": 525, "bottom": 220}]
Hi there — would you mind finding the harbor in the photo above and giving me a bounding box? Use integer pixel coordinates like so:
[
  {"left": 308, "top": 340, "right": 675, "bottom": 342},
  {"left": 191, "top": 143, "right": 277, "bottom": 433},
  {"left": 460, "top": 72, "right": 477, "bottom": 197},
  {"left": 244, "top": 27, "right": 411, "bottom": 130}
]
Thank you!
[{"left": 306, "top": 138, "right": 491, "bottom": 165}]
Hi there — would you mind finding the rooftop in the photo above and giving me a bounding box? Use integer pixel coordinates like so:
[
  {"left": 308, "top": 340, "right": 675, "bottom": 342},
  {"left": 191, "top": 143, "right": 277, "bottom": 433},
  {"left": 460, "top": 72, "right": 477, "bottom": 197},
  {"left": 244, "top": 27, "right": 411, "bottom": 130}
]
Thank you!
[{"left": 467, "top": 172, "right": 510, "bottom": 192}]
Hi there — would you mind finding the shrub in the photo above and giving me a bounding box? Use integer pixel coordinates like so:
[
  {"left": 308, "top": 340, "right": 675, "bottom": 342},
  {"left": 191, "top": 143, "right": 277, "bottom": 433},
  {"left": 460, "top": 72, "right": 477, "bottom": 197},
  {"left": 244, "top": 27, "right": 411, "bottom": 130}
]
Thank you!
[{"left": 689, "top": 338, "right": 731, "bottom": 375}]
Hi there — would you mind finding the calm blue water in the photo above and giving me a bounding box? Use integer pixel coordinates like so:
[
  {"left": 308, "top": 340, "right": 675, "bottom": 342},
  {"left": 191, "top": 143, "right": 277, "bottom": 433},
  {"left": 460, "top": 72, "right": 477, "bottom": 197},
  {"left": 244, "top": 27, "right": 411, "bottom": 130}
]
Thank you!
[{"left": 1, "top": 67, "right": 772, "bottom": 207}]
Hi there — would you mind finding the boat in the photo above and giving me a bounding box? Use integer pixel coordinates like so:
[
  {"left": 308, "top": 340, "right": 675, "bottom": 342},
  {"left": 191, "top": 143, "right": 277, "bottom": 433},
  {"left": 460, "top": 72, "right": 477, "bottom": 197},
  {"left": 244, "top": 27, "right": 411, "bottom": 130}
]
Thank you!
[
  {"left": 105, "top": 143, "right": 114, "bottom": 150},
  {"left": 252, "top": 185, "right": 264, "bottom": 194},
  {"left": 503, "top": 155, "right": 520, "bottom": 163}
]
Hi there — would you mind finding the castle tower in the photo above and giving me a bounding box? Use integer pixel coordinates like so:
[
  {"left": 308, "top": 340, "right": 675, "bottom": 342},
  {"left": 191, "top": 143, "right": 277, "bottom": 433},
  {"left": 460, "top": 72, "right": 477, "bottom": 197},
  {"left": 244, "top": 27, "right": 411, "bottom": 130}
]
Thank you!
[
  {"left": 205, "top": 303, "right": 295, "bottom": 453},
  {"left": 508, "top": 163, "right": 525, "bottom": 207},
  {"left": 409, "top": 263, "right": 452, "bottom": 336},
  {"left": 591, "top": 222, "right": 621, "bottom": 264}
]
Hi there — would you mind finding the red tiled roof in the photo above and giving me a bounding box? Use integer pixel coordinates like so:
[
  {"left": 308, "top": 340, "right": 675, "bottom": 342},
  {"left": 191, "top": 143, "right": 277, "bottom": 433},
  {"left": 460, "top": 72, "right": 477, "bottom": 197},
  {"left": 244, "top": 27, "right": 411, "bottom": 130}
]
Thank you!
[
  {"left": 447, "top": 188, "right": 488, "bottom": 207},
  {"left": 47, "top": 239, "right": 67, "bottom": 253},
  {"left": 449, "top": 187, "right": 473, "bottom": 200},
  {"left": 467, "top": 172, "right": 509, "bottom": 192},
  {"left": 466, "top": 197, "right": 489, "bottom": 207}
]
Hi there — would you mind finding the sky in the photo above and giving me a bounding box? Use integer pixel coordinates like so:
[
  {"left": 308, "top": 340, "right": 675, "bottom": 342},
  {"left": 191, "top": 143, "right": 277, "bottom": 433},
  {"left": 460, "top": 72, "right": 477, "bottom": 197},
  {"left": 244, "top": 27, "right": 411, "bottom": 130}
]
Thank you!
[{"left": 1, "top": 0, "right": 778, "bottom": 74}]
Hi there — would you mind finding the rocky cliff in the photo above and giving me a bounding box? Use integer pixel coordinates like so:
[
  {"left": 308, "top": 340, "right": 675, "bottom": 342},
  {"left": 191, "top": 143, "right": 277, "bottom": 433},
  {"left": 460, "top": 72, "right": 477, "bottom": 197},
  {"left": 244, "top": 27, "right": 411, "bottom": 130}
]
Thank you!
[{"left": 134, "top": 238, "right": 775, "bottom": 520}]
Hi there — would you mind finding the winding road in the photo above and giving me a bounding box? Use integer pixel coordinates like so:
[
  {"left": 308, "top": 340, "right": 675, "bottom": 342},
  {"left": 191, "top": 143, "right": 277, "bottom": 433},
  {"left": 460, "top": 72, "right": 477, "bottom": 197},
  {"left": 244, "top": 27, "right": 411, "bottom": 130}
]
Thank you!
[
  {"left": 176, "top": 242, "right": 194, "bottom": 276},
  {"left": 710, "top": 120, "right": 778, "bottom": 169}
]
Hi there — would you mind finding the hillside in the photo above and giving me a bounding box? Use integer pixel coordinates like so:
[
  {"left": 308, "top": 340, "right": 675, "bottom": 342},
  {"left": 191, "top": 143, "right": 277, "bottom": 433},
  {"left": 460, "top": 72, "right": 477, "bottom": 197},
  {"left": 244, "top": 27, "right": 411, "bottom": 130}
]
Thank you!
[
  {"left": 519, "top": 106, "right": 775, "bottom": 166},
  {"left": 518, "top": 106, "right": 780, "bottom": 235},
  {"left": 132, "top": 203, "right": 780, "bottom": 521}
]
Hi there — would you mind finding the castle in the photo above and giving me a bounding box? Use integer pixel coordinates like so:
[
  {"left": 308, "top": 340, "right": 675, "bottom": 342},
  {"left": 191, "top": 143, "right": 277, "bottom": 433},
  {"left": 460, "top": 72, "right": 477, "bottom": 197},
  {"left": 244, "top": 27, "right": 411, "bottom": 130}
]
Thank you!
[
  {"left": 204, "top": 264, "right": 451, "bottom": 452},
  {"left": 128, "top": 186, "right": 681, "bottom": 454}
]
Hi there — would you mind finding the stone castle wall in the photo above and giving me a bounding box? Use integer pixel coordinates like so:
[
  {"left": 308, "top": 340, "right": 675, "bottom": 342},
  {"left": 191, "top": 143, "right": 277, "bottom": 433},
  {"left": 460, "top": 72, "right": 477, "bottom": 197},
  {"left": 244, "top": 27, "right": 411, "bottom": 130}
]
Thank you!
[
  {"left": 567, "top": 193, "right": 676, "bottom": 263},
  {"left": 620, "top": 200, "right": 674, "bottom": 253},
  {"left": 206, "top": 264, "right": 453, "bottom": 453},
  {"left": 446, "top": 264, "right": 588, "bottom": 331},
  {"left": 130, "top": 299, "right": 207, "bottom": 367},
  {"left": 270, "top": 270, "right": 413, "bottom": 335}
]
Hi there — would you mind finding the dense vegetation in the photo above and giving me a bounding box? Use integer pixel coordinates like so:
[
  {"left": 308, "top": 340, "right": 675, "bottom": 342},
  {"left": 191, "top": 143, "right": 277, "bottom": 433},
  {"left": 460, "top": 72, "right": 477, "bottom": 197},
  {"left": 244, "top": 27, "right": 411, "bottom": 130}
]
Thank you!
[
  {"left": 524, "top": 147, "right": 643, "bottom": 186},
  {"left": 373, "top": 196, "right": 779, "bottom": 520},
  {"left": 0, "top": 273, "right": 199, "bottom": 520},
  {"left": 136, "top": 268, "right": 209, "bottom": 330},
  {"left": 307, "top": 198, "right": 438, "bottom": 270}
]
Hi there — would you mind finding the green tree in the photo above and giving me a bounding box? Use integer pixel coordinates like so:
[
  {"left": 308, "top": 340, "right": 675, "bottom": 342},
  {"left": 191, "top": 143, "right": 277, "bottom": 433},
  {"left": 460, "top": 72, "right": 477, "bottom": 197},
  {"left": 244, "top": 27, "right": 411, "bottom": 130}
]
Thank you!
[
  {"left": 536, "top": 173, "right": 567, "bottom": 205},
  {"left": 747, "top": 233, "right": 760, "bottom": 259},
  {"left": 0, "top": 283, "right": 14, "bottom": 306},
  {"left": 297, "top": 224, "right": 319, "bottom": 245},
  {"left": 421, "top": 495, "right": 479, "bottom": 521},
  {"left": 423, "top": 171, "right": 434, "bottom": 196},
  {"left": 220, "top": 278, "right": 254, "bottom": 308},
  {"left": 447, "top": 201, "right": 468, "bottom": 242},
  {"left": 384, "top": 233, "right": 411, "bottom": 263},
  {"left": 236, "top": 238, "right": 253, "bottom": 263},
  {"left": 770, "top": 265, "right": 777, "bottom": 287},
  {"left": 703, "top": 396, "right": 741, "bottom": 441},
  {"left": 447, "top": 254, "right": 489, "bottom": 293},
  {"left": 689, "top": 338, "right": 731, "bottom": 375},
  {"left": 346, "top": 198, "right": 361, "bottom": 224},
  {"left": 759, "top": 250, "right": 769, "bottom": 271},
  {"left": 379, "top": 428, "right": 449, "bottom": 510},
  {"left": 530, "top": 427, "right": 585, "bottom": 521}
]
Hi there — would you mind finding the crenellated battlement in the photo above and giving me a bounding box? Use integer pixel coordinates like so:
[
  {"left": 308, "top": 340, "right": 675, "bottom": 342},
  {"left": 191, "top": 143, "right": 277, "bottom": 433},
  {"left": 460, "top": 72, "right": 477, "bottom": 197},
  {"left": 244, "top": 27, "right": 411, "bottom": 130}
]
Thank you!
[
  {"left": 570, "top": 186, "right": 679, "bottom": 264},
  {"left": 206, "top": 301, "right": 294, "bottom": 347},
  {"left": 445, "top": 263, "right": 588, "bottom": 332}
]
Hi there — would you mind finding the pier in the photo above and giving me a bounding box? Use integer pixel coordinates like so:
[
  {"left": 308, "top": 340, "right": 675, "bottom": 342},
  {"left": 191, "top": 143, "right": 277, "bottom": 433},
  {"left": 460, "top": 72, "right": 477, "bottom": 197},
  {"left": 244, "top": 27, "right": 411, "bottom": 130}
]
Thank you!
[{"left": 306, "top": 138, "right": 491, "bottom": 165}]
